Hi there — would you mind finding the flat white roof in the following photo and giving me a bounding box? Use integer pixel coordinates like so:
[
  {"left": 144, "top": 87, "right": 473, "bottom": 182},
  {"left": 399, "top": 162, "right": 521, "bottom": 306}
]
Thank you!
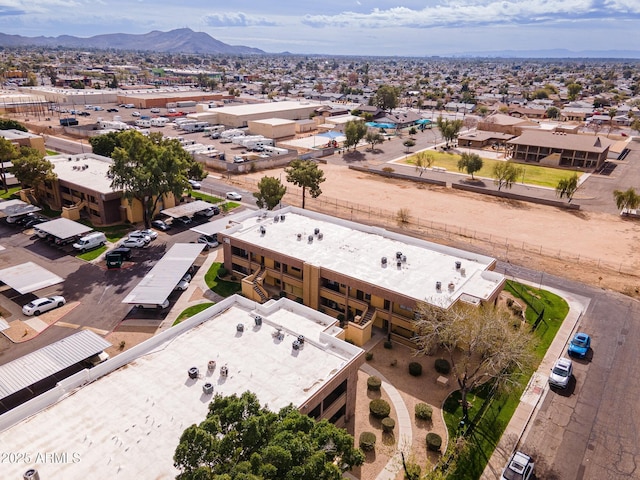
[
  {"left": 0, "top": 261, "right": 63, "bottom": 294},
  {"left": 0, "top": 296, "right": 361, "bottom": 479},
  {"left": 48, "top": 153, "right": 115, "bottom": 194},
  {"left": 213, "top": 100, "right": 320, "bottom": 116},
  {"left": 122, "top": 243, "right": 205, "bottom": 305},
  {"left": 35, "top": 217, "right": 92, "bottom": 240},
  {"left": 249, "top": 117, "right": 296, "bottom": 126},
  {"left": 160, "top": 200, "right": 217, "bottom": 218},
  {"left": 0, "top": 199, "right": 41, "bottom": 217},
  {"left": 0, "top": 330, "right": 110, "bottom": 400},
  {"left": 222, "top": 207, "right": 503, "bottom": 308}
]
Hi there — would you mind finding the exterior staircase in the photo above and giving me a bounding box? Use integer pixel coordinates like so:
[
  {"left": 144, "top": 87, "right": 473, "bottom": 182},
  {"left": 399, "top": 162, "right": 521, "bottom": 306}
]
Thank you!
[
  {"left": 360, "top": 308, "right": 375, "bottom": 325},
  {"left": 252, "top": 266, "right": 269, "bottom": 303}
]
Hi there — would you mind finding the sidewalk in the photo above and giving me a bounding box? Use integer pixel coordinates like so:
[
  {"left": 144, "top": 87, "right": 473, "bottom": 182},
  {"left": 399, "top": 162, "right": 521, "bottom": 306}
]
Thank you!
[{"left": 480, "top": 281, "right": 591, "bottom": 479}]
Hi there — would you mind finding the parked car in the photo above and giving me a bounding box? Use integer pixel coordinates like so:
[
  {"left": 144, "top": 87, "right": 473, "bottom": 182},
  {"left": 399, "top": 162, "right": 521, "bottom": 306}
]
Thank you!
[
  {"left": 135, "top": 299, "right": 170, "bottom": 310},
  {"left": 174, "top": 215, "right": 193, "bottom": 226},
  {"left": 120, "top": 237, "right": 147, "bottom": 249},
  {"left": 108, "top": 247, "right": 132, "bottom": 261},
  {"left": 174, "top": 273, "right": 192, "bottom": 291},
  {"left": 568, "top": 332, "right": 591, "bottom": 358},
  {"left": 22, "top": 296, "right": 66, "bottom": 316},
  {"left": 549, "top": 357, "right": 573, "bottom": 389},
  {"left": 194, "top": 206, "right": 220, "bottom": 218},
  {"left": 150, "top": 108, "right": 160, "bottom": 113},
  {"left": 132, "top": 111, "right": 141, "bottom": 117},
  {"left": 107, "top": 108, "right": 119, "bottom": 113},
  {"left": 198, "top": 234, "right": 219, "bottom": 250},
  {"left": 23, "top": 216, "right": 48, "bottom": 228},
  {"left": 139, "top": 228, "right": 158, "bottom": 240},
  {"left": 77, "top": 111, "right": 91, "bottom": 116},
  {"left": 188, "top": 179, "right": 201, "bottom": 190},
  {"left": 73, "top": 232, "right": 107, "bottom": 252},
  {"left": 127, "top": 230, "right": 152, "bottom": 244},
  {"left": 151, "top": 219, "right": 171, "bottom": 231},
  {"left": 501, "top": 451, "right": 534, "bottom": 480},
  {"left": 15, "top": 213, "right": 42, "bottom": 226},
  {"left": 226, "top": 191, "right": 242, "bottom": 201}
]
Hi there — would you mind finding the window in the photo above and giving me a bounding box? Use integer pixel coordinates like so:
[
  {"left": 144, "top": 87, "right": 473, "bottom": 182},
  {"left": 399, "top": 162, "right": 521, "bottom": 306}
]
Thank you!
[
  {"left": 322, "top": 380, "right": 347, "bottom": 410},
  {"left": 329, "top": 405, "right": 346, "bottom": 424},
  {"left": 274, "top": 261, "right": 281, "bottom": 270},
  {"left": 384, "top": 299, "right": 391, "bottom": 310},
  {"left": 309, "top": 403, "right": 321, "bottom": 419}
]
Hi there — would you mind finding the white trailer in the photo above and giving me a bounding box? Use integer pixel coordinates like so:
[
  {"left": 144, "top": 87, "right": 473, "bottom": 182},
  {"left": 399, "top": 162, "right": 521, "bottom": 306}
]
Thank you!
[
  {"left": 182, "top": 121, "right": 210, "bottom": 133},
  {"left": 204, "top": 125, "right": 225, "bottom": 135},
  {"left": 262, "top": 145, "right": 289, "bottom": 155},
  {"left": 135, "top": 119, "right": 151, "bottom": 128},
  {"left": 236, "top": 135, "right": 275, "bottom": 149},
  {"left": 150, "top": 117, "right": 169, "bottom": 127},
  {"left": 220, "top": 128, "right": 245, "bottom": 139},
  {"left": 98, "top": 120, "right": 129, "bottom": 131}
]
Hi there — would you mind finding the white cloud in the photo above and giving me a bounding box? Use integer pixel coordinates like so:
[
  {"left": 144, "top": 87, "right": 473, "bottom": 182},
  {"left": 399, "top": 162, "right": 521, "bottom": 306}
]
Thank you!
[{"left": 204, "top": 12, "right": 277, "bottom": 27}]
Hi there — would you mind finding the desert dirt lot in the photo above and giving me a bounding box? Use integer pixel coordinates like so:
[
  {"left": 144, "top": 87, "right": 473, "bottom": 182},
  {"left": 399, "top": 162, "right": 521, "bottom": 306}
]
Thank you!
[{"left": 236, "top": 162, "right": 640, "bottom": 296}]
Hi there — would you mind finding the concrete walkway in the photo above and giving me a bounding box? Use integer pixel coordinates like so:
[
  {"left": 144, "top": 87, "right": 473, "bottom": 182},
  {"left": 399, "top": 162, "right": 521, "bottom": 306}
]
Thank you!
[
  {"left": 360, "top": 362, "right": 413, "bottom": 480},
  {"left": 481, "top": 281, "right": 591, "bottom": 479}
]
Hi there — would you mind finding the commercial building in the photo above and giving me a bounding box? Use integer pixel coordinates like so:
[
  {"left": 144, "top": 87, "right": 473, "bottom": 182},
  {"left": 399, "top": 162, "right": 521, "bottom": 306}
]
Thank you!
[
  {"left": 507, "top": 130, "right": 611, "bottom": 169},
  {"left": 0, "top": 129, "right": 46, "bottom": 154},
  {"left": 198, "top": 100, "right": 321, "bottom": 128},
  {"left": 0, "top": 296, "right": 363, "bottom": 479},
  {"left": 217, "top": 207, "right": 505, "bottom": 346}
]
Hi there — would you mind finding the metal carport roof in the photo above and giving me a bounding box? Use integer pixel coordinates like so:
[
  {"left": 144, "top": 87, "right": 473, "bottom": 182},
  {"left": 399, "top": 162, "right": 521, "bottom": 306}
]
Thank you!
[
  {"left": 122, "top": 243, "right": 205, "bottom": 305},
  {"left": 190, "top": 217, "right": 238, "bottom": 236},
  {"left": 0, "top": 199, "right": 41, "bottom": 218},
  {"left": 0, "top": 262, "right": 64, "bottom": 294},
  {"left": 160, "top": 200, "right": 217, "bottom": 218},
  {"left": 0, "top": 330, "right": 111, "bottom": 400},
  {"left": 35, "top": 217, "right": 92, "bottom": 240}
]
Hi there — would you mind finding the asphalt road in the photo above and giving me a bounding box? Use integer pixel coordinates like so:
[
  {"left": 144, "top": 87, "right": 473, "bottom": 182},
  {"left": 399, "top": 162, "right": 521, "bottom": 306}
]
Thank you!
[{"left": 496, "top": 261, "right": 640, "bottom": 480}]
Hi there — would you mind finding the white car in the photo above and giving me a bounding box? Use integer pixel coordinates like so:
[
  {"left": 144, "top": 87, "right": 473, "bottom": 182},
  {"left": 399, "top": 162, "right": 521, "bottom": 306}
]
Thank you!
[
  {"left": 174, "top": 273, "right": 192, "bottom": 291},
  {"left": 501, "top": 451, "right": 534, "bottom": 480},
  {"left": 120, "top": 237, "right": 147, "bottom": 249},
  {"left": 23, "top": 296, "right": 66, "bottom": 316},
  {"left": 132, "top": 111, "right": 141, "bottom": 117},
  {"left": 226, "top": 191, "right": 242, "bottom": 201},
  {"left": 549, "top": 357, "right": 573, "bottom": 389},
  {"left": 188, "top": 179, "right": 201, "bottom": 189},
  {"left": 128, "top": 230, "right": 152, "bottom": 244},
  {"left": 138, "top": 229, "right": 158, "bottom": 240}
]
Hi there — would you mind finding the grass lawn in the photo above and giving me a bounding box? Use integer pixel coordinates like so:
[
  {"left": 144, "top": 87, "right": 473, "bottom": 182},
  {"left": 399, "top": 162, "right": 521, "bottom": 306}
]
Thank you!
[
  {"left": 0, "top": 186, "right": 21, "bottom": 200},
  {"left": 441, "top": 281, "right": 569, "bottom": 478},
  {"left": 205, "top": 262, "right": 242, "bottom": 297},
  {"left": 75, "top": 219, "right": 129, "bottom": 242},
  {"left": 173, "top": 302, "right": 215, "bottom": 326},
  {"left": 77, "top": 246, "right": 107, "bottom": 261},
  {"left": 190, "top": 191, "right": 241, "bottom": 213},
  {"left": 404, "top": 151, "right": 581, "bottom": 188}
]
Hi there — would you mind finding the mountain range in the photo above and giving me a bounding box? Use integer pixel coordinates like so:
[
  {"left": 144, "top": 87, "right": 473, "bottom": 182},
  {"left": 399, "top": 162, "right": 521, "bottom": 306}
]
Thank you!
[{"left": 0, "top": 28, "right": 265, "bottom": 55}]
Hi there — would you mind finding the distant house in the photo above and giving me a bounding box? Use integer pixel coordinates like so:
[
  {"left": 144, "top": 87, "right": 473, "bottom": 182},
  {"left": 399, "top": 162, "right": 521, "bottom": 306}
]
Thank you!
[
  {"left": 478, "top": 113, "right": 538, "bottom": 136},
  {"left": 376, "top": 110, "right": 422, "bottom": 129}
]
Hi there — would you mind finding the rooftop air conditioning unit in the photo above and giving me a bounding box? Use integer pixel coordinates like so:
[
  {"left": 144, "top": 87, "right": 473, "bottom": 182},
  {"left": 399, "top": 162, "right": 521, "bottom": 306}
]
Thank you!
[
  {"left": 297, "top": 233, "right": 302, "bottom": 240},
  {"left": 237, "top": 323, "right": 244, "bottom": 332},
  {"left": 455, "top": 261, "right": 462, "bottom": 270},
  {"left": 208, "top": 360, "right": 216, "bottom": 371},
  {"left": 220, "top": 366, "right": 228, "bottom": 377},
  {"left": 23, "top": 469, "right": 40, "bottom": 480},
  {"left": 308, "top": 235, "right": 313, "bottom": 243},
  {"left": 397, "top": 260, "right": 402, "bottom": 268},
  {"left": 259, "top": 226, "right": 266, "bottom": 235},
  {"left": 274, "top": 215, "right": 279, "bottom": 223},
  {"left": 314, "top": 227, "right": 320, "bottom": 235},
  {"left": 202, "top": 383, "right": 214, "bottom": 395},
  {"left": 460, "top": 267, "right": 466, "bottom": 277},
  {"left": 381, "top": 256, "right": 387, "bottom": 265},
  {"left": 318, "top": 232, "right": 323, "bottom": 240},
  {"left": 188, "top": 367, "right": 199, "bottom": 379},
  {"left": 297, "top": 335, "right": 305, "bottom": 345},
  {"left": 402, "top": 255, "right": 407, "bottom": 263},
  {"left": 254, "top": 315, "right": 262, "bottom": 326},
  {"left": 280, "top": 214, "right": 285, "bottom": 221},
  {"left": 292, "top": 340, "right": 301, "bottom": 350},
  {"left": 436, "top": 281, "right": 442, "bottom": 291},
  {"left": 396, "top": 251, "right": 403, "bottom": 259}
]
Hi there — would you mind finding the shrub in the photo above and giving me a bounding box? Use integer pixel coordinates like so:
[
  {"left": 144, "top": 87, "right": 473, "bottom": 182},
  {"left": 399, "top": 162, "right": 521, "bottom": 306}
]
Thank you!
[
  {"left": 359, "top": 431, "right": 376, "bottom": 451},
  {"left": 367, "top": 376, "right": 382, "bottom": 391},
  {"left": 217, "top": 267, "right": 227, "bottom": 277},
  {"left": 382, "top": 166, "right": 394, "bottom": 173},
  {"left": 408, "top": 362, "right": 423, "bottom": 377},
  {"left": 434, "top": 358, "right": 451, "bottom": 375},
  {"left": 369, "top": 399, "right": 391, "bottom": 419},
  {"left": 383, "top": 340, "right": 393, "bottom": 349},
  {"left": 381, "top": 417, "right": 395, "bottom": 433},
  {"left": 415, "top": 403, "right": 433, "bottom": 421},
  {"left": 365, "top": 352, "right": 374, "bottom": 361},
  {"left": 506, "top": 298, "right": 514, "bottom": 307},
  {"left": 405, "top": 463, "right": 422, "bottom": 479},
  {"left": 426, "top": 432, "right": 442, "bottom": 452}
]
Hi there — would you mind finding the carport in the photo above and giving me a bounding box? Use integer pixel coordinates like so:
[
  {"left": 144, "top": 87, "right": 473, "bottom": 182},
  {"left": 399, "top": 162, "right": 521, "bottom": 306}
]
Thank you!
[
  {"left": 190, "top": 216, "right": 238, "bottom": 236},
  {"left": 160, "top": 200, "right": 218, "bottom": 219},
  {"left": 0, "top": 330, "right": 111, "bottom": 412},
  {"left": 0, "top": 261, "right": 63, "bottom": 294},
  {"left": 0, "top": 199, "right": 41, "bottom": 218},
  {"left": 122, "top": 243, "right": 205, "bottom": 307},
  {"left": 36, "top": 217, "right": 92, "bottom": 243}
]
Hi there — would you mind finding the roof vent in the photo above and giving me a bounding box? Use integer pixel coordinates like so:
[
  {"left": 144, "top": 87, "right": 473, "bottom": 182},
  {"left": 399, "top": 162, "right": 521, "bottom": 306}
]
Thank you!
[
  {"left": 436, "top": 281, "right": 442, "bottom": 291},
  {"left": 254, "top": 315, "right": 262, "bottom": 326},
  {"left": 220, "top": 365, "right": 228, "bottom": 377},
  {"left": 280, "top": 214, "right": 285, "bottom": 221},
  {"left": 208, "top": 360, "right": 216, "bottom": 371},
  {"left": 396, "top": 251, "right": 403, "bottom": 259},
  {"left": 381, "top": 256, "right": 387, "bottom": 266},
  {"left": 297, "top": 335, "right": 305, "bottom": 345},
  {"left": 308, "top": 235, "right": 313, "bottom": 243},
  {"left": 297, "top": 233, "right": 302, "bottom": 240},
  {"left": 402, "top": 255, "right": 407, "bottom": 263},
  {"left": 397, "top": 260, "right": 402, "bottom": 268},
  {"left": 188, "top": 367, "right": 199, "bottom": 379},
  {"left": 455, "top": 261, "right": 462, "bottom": 270},
  {"left": 259, "top": 226, "right": 266, "bottom": 235},
  {"left": 202, "top": 383, "right": 214, "bottom": 395},
  {"left": 448, "top": 282, "right": 455, "bottom": 291},
  {"left": 273, "top": 215, "right": 280, "bottom": 223},
  {"left": 23, "top": 470, "right": 40, "bottom": 480},
  {"left": 318, "top": 232, "right": 323, "bottom": 240},
  {"left": 314, "top": 227, "right": 320, "bottom": 235},
  {"left": 460, "top": 267, "right": 466, "bottom": 277},
  {"left": 292, "top": 340, "right": 301, "bottom": 350},
  {"left": 237, "top": 323, "right": 244, "bottom": 332}
]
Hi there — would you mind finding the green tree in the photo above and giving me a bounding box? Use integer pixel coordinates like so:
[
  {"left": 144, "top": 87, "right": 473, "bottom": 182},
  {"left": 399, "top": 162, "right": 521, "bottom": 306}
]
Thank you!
[
  {"left": 493, "top": 162, "right": 523, "bottom": 190},
  {"left": 11, "top": 147, "right": 56, "bottom": 200},
  {"left": 436, "top": 117, "right": 464, "bottom": 147},
  {"left": 414, "top": 303, "right": 537, "bottom": 421},
  {"left": 457, "top": 152, "right": 483, "bottom": 180},
  {"left": 173, "top": 391, "right": 365, "bottom": 480},
  {"left": 285, "top": 159, "right": 325, "bottom": 209},
  {"left": 567, "top": 83, "right": 582, "bottom": 101},
  {"left": 373, "top": 85, "right": 399, "bottom": 111},
  {"left": 613, "top": 187, "right": 640, "bottom": 213},
  {"left": 253, "top": 176, "right": 287, "bottom": 210},
  {"left": 0, "top": 119, "right": 27, "bottom": 132},
  {"left": 0, "top": 137, "right": 19, "bottom": 193},
  {"left": 108, "top": 130, "right": 200, "bottom": 227},
  {"left": 365, "top": 131, "right": 384, "bottom": 151},
  {"left": 88, "top": 131, "right": 123, "bottom": 157},
  {"left": 632, "top": 118, "right": 640, "bottom": 135},
  {"left": 343, "top": 120, "right": 367, "bottom": 151},
  {"left": 403, "top": 139, "right": 416, "bottom": 153},
  {"left": 414, "top": 151, "right": 434, "bottom": 176},
  {"left": 555, "top": 174, "right": 579, "bottom": 203},
  {"left": 545, "top": 107, "right": 560, "bottom": 119}
]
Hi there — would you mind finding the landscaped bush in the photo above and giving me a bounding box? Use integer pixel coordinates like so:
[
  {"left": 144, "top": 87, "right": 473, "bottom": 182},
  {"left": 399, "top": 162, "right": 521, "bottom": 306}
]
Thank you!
[
  {"left": 369, "top": 399, "right": 391, "bottom": 419},
  {"left": 405, "top": 463, "right": 422, "bottom": 479},
  {"left": 365, "top": 352, "right": 374, "bottom": 361},
  {"left": 408, "top": 362, "right": 423, "bottom": 376},
  {"left": 367, "top": 376, "right": 382, "bottom": 391},
  {"left": 217, "top": 267, "right": 227, "bottom": 277},
  {"left": 359, "top": 431, "right": 376, "bottom": 451},
  {"left": 434, "top": 358, "right": 451, "bottom": 375},
  {"left": 383, "top": 340, "right": 393, "bottom": 349},
  {"left": 382, "top": 166, "right": 394, "bottom": 173},
  {"left": 381, "top": 417, "right": 395, "bottom": 433},
  {"left": 426, "top": 432, "right": 442, "bottom": 452},
  {"left": 415, "top": 403, "right": 433, "bottom": 421}
]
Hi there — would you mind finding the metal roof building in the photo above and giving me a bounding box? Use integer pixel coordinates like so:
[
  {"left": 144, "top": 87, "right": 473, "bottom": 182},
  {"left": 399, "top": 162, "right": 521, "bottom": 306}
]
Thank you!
[
  {"left": 122, "top": 243, "right": 205, "bottom": 305},
  {"left": 160, "top": 199, "right": 217, "bottom": 219},
  {"left": 34, "top": 218, "right": 92, "bottom": 240}
]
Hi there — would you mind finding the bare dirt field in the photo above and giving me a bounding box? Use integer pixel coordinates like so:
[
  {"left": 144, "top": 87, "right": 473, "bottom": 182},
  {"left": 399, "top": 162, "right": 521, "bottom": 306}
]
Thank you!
[{"left": 238, "top": 163, "right": 640, "bottom": 296}]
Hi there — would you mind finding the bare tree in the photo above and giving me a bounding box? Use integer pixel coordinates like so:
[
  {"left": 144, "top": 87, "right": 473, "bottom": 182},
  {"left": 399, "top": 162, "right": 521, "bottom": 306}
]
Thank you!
[{"left": 414, "top": 151, "right": 435, "bottom": 176}]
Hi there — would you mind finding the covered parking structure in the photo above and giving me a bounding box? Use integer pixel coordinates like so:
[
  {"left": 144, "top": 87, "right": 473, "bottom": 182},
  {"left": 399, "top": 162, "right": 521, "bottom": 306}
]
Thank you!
[
  {"left": 0, "top": 261, "right": 63, "bottom": 294},
  {"left": 35, "top": 217, "right": 92, "bottom": 245},
  {"left": 122, "top": 243, "right": 205, "bottom": 308},
  {"left": 0, "top": 199, "right": 41, "bottom": 219},
  {"left": 0, "top": 330, "right": 111, "bottom": 413},
  {"left": 160, "top": 200, "right": 218, "bottom": 221}
]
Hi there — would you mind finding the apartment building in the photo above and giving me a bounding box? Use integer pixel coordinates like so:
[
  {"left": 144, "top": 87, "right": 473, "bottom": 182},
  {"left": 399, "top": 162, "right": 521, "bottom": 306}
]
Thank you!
[{"left": 218, "top": 207, "right": 505, "bottom": 346}]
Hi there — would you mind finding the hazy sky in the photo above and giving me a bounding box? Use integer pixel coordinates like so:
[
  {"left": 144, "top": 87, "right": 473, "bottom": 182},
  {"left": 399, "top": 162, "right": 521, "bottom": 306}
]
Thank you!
[{"left": 0, "top": 0, "right": 638, "bottom": 56}]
